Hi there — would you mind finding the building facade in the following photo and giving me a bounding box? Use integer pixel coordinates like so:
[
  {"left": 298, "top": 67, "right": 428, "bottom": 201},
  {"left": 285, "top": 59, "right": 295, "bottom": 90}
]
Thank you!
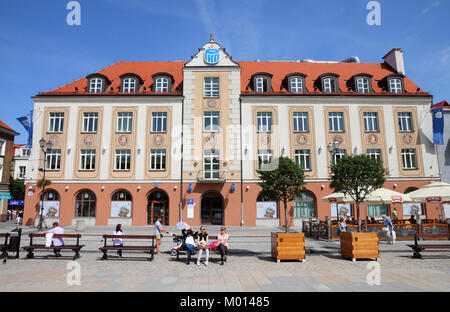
[
  {"left": 23, "top": 39, "right": 441, "bottom": 227},
  {"left": 11, "top": 144, "right": 31, "bottom": 182},
  {"left": 0, "top": 121, "right": 19, "bottom": 221}
]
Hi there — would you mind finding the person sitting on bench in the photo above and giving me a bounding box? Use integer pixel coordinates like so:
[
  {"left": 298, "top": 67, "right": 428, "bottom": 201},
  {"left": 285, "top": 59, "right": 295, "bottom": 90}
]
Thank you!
[{"left": 44, "top": 222, "right": 64, "bottom": 257}]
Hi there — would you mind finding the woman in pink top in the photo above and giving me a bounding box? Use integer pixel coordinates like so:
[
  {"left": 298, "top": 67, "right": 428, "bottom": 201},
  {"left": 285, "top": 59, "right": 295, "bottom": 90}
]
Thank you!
[{"left": 217, "top": 227, "right": 229, "bottom": 265}]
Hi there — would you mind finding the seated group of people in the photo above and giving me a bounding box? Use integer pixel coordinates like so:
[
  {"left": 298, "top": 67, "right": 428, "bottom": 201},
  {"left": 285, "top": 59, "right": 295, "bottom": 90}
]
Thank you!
[{"left": 174, "top": 226, "right": 229, "bottom": 266}]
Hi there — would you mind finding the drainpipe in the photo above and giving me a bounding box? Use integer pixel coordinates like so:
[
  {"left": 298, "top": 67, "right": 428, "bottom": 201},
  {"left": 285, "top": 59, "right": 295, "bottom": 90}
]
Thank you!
[
  {"left": 179, "top": 98, "right": 184, "bottom": 223},
  {"left": 240, "top": 98, "right": 244, "bottom": 228}
]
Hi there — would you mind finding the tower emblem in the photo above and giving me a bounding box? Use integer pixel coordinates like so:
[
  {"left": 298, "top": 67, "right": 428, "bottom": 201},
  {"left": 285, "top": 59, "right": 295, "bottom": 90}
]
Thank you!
[{"left": 204, "top": 45, "right": 219, "bottom": 65}]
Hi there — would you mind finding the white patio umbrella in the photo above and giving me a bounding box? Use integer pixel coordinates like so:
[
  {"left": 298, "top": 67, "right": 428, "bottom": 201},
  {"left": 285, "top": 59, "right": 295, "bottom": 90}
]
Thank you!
[{"left": 406, "top": 182, "right": 450, "bottom": 218}]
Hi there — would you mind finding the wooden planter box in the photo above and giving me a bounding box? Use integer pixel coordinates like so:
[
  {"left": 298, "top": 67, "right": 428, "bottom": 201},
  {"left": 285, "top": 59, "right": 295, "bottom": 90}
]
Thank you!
[
  {"left": 271, "top": 233, "right": 305, "bottom": 263},
  {"left": 340, "top": 232, "right": 379, "bottom": 262}
]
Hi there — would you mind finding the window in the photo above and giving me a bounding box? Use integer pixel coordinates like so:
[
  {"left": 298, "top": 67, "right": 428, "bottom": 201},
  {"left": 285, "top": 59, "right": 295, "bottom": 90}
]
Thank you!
[
  {"left": 115, "top": 149, "right": 131, "bottom": 171},
  {"left": 368, "top": 204, "right": 388, "bottom": 216},
  {"left": 257, "top": 112, "right": 272, "bottom": 132},
  {"left": 294, "top": 191, "right": 316, "bottom": 218},
  {"left": 150, "top": 149, "right": 166, "bottom": 171},
  {"left": 89, "top": 78, "right": 103, "bottom": 93},
  {"left": 295, "top": 149, "right": 311, "bottom": 171},
  {"left": 332, "top": 149, "right": 346, "bottom": 164},
  {"left": 204, "top": 112, "right": 220, "bottom": 132},
  {"left": 75, "top": 190, "right": 96, "bottom": 217},
  {"left": 356, "top": 77, "right": 370, "bottom": 93},
  {"left": 151, "top": 112, "right": 167, "bottom": 132},
  {"left": 80, "top": 149, "right": 96, "bottom": 171},
  {"left": 293, "top": 112, "right": 309, "bottom": 132},
  {"left": 22, "top": 149, "right": 31, "bottom": 156},
  {"left": 45, "top": 149, "right": 62, "bottom": 170},
  {"left": 41, "top": 190, "right": 60, "bottom": 201},
  {"left": 401, "top": 149, "right": 417, "bottom": 169},
  {"left": 363, "top": 112, "right": 378, "bottom": 132},
  {"left": 322, "top": 77, "right": 338, "bottom": 92},
  {"left": 0, "top": 140, "right": 5, "bottom": 156},
  {"left": 366, "top": 149, "right": 382, "bottom": 164},
  {"left": 112, "top": 190, "right": 132, "bottom": 201},
  {"left": 254, "top": 75, "right": 271, "bottom": 92},
  {"left": 123, "top": 78, "right": 136, "bottom": 93},
  {"left": 389, "top": 78, "right": 402, "bottom": 93},
  {"left": 258, "top": 149, "right": 273, "bottom": 170},
  {"left": 155, "top": 77, "right": 169, "bottom": 92},
  {"left": 204, "top": 77, "right": 219, "bottom": 98},
  {"left": 328, "top": 112, "right": 344, "bottom": 132},
  {"left": 82, "top": 112, "right": 98, "bottom": 133},
  {"left": 18, "top": 166, "right": 26, "bottom": 179},
  {"left": 48, "top": 113, "right": 64, "bottom": 133},
  {"left": 398, "top": 112, "right": 413, "bottom": 132},
  {"left": 204, "top": 149, "right": 220, "bottom": 179},
  {"left": 117, "top": 112, "right": 133, "bottom": 132},
  {"left": 290, "top": 77, "right": 304, "bottom": 92}
]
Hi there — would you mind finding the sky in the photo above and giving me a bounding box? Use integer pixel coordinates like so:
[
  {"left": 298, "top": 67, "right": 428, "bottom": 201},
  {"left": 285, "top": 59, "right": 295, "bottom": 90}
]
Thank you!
[{"left": 0, "top": 0, "right": 449, "bottom": 143}]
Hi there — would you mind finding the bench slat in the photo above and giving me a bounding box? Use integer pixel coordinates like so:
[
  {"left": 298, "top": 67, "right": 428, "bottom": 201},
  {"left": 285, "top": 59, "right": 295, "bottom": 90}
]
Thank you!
[
  {"left": 103, "top": 235, "right": 155, "bottom": 239},
  {"left": 23, "top": 245, "right": 85, "bottom": 249},
  {"left": 99, "top": 246, "right": 155, "bottom": 250},
  {"left": 30, "top": 234, "right": 81, "bottom": 238}
]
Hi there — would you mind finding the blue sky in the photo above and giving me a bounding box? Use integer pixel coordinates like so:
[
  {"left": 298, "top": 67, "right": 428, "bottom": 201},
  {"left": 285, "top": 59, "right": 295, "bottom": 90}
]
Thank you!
[{"left": 1, "top": 0, "right": 449, "bottom": 143}]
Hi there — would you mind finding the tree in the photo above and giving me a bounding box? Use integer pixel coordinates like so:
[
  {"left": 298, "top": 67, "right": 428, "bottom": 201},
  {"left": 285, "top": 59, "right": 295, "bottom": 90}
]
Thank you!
[
  {"left": 257, "top": 156, "right": 306, "bottom": 233},
  {"left": 9, "top": 176, "right": 25, "bottom": 200},
  {"left": 329, "top": 154, "right": 388, "bottom": 231}
]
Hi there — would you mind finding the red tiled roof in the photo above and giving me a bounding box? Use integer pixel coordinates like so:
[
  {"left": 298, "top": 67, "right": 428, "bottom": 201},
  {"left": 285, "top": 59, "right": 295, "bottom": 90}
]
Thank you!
[
  {"left": 39, "top": 61, "right": 186, "bottom": 95},
  {"left": 0, "top": 120, "right": 15, "bottom": 132},
  {"left": 432, "top": 101, "right": 449, "bottom": 108},
  {"left": 238, "top": 61, "right": 428, "bottom": 96},
  {"left": 14, "top": 144, "right": 26, "bottom": 148}
]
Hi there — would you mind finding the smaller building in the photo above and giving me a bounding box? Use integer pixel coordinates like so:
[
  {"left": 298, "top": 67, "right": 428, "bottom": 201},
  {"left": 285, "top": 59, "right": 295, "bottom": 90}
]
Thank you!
[
  {"left": 0, "top": 120, "right": 19, "bottom": 221},
  {"left": 11, "top": 144, "right": 31, "bottom": 182}
]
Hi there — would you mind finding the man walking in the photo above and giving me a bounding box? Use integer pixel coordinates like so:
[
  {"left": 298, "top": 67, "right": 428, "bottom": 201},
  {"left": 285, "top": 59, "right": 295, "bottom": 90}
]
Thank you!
[{"left": 154, "top": 216, "right": 168, "bottom": 256}]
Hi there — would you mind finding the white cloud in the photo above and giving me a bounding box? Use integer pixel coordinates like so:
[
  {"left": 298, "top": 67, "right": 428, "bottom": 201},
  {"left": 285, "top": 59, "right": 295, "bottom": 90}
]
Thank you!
[{"left": 421, "top": 1, "right": 440, "bottom": 15}]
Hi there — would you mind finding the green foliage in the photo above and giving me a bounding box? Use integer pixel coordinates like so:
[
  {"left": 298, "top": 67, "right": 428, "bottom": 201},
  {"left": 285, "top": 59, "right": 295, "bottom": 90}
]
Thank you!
[
  {"left": 330, "top": 154, "right": 388, "bottom": 204},
  {"left": 257, "top": 156, "right": 306, "bottom": 232},
  {"left": 37, "top": 179, "right": 52, "bottom": 188},
  {"left": 8, "top": 176, "right": 25, "bottom": 200}
]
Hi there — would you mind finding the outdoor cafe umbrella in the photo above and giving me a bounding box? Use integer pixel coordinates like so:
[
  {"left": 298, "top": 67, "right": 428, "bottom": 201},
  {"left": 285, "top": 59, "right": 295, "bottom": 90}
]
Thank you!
[
  {"left": 175, "top": 221, "right": 190, "bottom": 230},
  {"left": 406, "top": 182, "right": 450, "bottom": 218}
]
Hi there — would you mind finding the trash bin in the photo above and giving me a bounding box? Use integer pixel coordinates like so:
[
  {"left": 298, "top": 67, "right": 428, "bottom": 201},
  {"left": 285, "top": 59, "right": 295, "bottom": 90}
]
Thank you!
[{"left": 8, "top": 229, "right": 21, "bottom": 258}]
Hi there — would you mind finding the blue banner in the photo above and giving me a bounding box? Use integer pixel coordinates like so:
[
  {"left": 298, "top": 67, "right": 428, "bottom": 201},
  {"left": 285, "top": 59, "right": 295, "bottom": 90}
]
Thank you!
[
  {"left": 17, "top": 111, "right": 33, "bottom": 147},
  {"left": 8, "top": 200, "right": 24, "bottom": 206},
  {"left": 432, "top": 108, "right": 444, "bottom": 145}
]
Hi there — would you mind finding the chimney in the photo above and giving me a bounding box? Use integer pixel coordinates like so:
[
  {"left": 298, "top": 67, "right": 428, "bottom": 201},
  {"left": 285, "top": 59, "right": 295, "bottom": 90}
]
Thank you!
[{"left": 383, "top": 48, "right": 405, "bottom": 75}]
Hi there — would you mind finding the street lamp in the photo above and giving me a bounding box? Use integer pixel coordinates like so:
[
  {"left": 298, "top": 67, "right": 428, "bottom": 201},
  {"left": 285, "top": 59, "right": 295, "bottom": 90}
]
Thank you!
[
  {"left": 37, "top": 138, "right": 53, "bottom": 231},
  {"left": 328, "top": 140, "right": 342, "bottom": 223}
]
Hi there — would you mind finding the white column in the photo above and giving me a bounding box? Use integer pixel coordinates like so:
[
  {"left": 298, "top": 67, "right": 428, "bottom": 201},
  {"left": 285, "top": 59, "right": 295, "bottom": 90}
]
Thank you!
[
  {"left": 314, "top": 104, "right": 327, "bottom": 179},
  {"left": 100, "top": 105, "right": 112, "bottom": 180}
]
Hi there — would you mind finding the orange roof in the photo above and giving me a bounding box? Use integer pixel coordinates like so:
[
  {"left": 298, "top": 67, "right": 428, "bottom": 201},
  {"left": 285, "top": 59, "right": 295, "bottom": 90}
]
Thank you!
[
  {"left": 432, "top": 100, "right": 449, "bottom": 108},
  {"left": 0, "top": 120, "right": 15, "bottom": 132}
]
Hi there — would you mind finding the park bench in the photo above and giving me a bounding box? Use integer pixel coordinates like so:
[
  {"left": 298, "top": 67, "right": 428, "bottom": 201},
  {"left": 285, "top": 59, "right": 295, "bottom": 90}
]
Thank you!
[
  {"left": 173, "top": 235, "right": 224, "bottom": 261},
  {"left": 0, "top": 233, "right": 10, "bottom": 260},
  {"left": 22, "top": 233, "right": 84, "bottom": 260},
  {"left": 407, "top": 234, "right": 450, "bottom": 259},
  {"left": 99, "top": 235, "right": 156, "bottom": 261}
]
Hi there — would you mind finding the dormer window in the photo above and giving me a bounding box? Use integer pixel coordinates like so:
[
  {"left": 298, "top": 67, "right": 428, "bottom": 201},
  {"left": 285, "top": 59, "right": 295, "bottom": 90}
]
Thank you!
[
  {"left": 120, "top": 73, "right": 143, "bottom": 93},
  {"left": 86, "top": 73, "right": 109, "bottom": 93},
  {"left": 252, "top": 73, "right": 272, "bottom": 92},
  {"left": 152, "top": 73, "right": 174, "bottom": 93},
  {"left": 319, "top": 74, "right": 339, "bottom": 93},
  {"left": 389, "top": 78, "right": 403, "bottom": 93}
]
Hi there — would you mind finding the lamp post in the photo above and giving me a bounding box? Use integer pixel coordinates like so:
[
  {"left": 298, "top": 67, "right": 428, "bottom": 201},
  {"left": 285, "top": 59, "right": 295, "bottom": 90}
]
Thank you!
[
  {"left": 328, "top": 140, "right": 341, "bottom": 222},
  {"left": 37, "top": 138, "right": 53, "bottom": 231}
]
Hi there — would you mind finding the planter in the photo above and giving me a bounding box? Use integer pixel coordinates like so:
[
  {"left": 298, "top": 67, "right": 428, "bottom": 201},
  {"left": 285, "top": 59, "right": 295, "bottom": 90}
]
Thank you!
[
  {"left": 340, "top": 232, "right": 379, "bottom": 262},
  {"left": 271, "top": 232, "right": 305, "bottom": 263}
]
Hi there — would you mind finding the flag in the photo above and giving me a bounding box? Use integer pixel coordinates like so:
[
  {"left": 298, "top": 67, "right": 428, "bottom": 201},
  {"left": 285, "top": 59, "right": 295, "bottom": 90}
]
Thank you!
[
  {"left": 432, "top": 107, "right": 444, "bottom": 145},
  {"left": 17, "top": 112, "right": 33, "bottom": 147},
  {"left": 17, "top": 116, "right": 29, "bottom": 131}
]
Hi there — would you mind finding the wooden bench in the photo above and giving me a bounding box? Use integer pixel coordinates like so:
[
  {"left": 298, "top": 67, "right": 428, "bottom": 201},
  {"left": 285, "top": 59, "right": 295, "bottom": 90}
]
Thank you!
[
  {"left": 0, "top": 233, "right": 10, "bottom": 260},
  {"left": 22, "top": 233, "right": 84, "bottom": 260},
  {"left": 407, "top": 234, "right": 450, "bottom": 259},
  {"left": 173, "top": 235, "right": 222, "bottom": 261},
  {"left": 99, "top": 235, "right": 156, "bottom": 261}
]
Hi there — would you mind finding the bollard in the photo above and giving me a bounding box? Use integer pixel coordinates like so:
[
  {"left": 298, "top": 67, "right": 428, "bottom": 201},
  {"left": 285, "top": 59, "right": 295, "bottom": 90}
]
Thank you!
[
  {"left": 327, "top": 219, "right": 332, "bottom": 242},
  {"left": 75, "top": 220, "right": 85, "bottom": 232}
]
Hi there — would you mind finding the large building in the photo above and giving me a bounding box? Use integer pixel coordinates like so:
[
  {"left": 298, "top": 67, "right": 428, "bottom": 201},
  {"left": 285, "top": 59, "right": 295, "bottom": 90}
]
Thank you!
[
  {"left": 0, "top": 120, "right": 19, "bottom": 221},
  {"left": 23, "top": 38, "right": 441, "bottom": 227}
]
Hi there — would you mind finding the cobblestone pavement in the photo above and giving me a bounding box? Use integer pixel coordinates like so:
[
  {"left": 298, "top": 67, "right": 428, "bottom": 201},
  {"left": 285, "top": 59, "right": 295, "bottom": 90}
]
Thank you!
[{"left": 1, "top": 222, "right": 449, "bottom": 292}]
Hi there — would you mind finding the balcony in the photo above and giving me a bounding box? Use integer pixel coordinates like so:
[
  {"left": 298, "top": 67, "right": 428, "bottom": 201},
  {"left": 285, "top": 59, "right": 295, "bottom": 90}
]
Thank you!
[{"left": 196, "top": 170, "right": 226, "bottom": 183}]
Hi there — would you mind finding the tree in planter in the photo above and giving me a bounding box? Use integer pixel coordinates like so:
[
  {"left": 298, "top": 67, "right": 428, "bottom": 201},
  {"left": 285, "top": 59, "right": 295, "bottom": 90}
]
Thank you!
[
  {"left": 257, "top": 156, "right": 306, "bottom": 233},
  {"left": 329, "top": 154, "right": 388, "bottom": 231}
]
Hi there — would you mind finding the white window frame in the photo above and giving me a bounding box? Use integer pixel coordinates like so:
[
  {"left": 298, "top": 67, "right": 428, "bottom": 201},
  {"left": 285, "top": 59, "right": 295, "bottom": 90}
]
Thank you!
[
  {"left": 332, "top": 149, "right": 346, "bottom": 164},
  {"left": 204, "top": 77, "right": 219, "bottom": 98},
  {"left": 401, "top": 149, "right": 417, "bottom": 170},
  {"left": 398, "top": 112, "right": 413, "bottom": 132},
  {"left": 356, "top": 77, "right": 370, "bottom": 93},
  {"left": 150, "top": 149, "right": 166, "bottom": 171},
  {"left": 89, "top": 78, "right": 103, "bottom": 93},
  {"left": 293, "top": 112, "right": 309, "bottom": 132},
  {"left": 204, "top": 149, "right": 220, "bottom": 179},
  {"left": 82, "top": 112, "right": 98, "bottom": 133},
  {"left": 45, "top": 149, "right": 62, "bottom": 171},
  {"left": 363, "top": 112, "right": 378, "bottom": 132},
  {"left": 0, "top": 140, "right": 5, "bottom": 156},
  {"left": 117, "top": 112, "right": 133, "bottom": 133},
  {"left": 48, "top": 112, "right": 64, "bottom": 133},
  {"left": 256, "top": 77, "right": 264, "bottom": 92},
  {"left": 114, "top": 149, "right": 131, "bottom": 171},
  {"left": 366, "top": 149, "right": 382, "bottom": 164},
  {"left": 18, "top": 166, "right": 26, "bottom": 179},
  {"left": 389, "top": 78, "right": 402, "bottom": 93},
  {"left": 123, "top": 78, "right": 136, "bottom": 93},
  {"left": 323, "top": 77, "right": 337, "bottom": 92},
  {"left": 257, "top": 112, "right": 272, "bottom": 132},
  {"left": 258, "top": 149, "right": 273, "bottom": 170},
  {"left": 151, "top": 112, "right": 167, "bottom": 132},
  {"left": 79, "top": 149, "right": 96, "bottom": 171},
  {"left": 155, "top": 77, "right": 169, "bottom": 92},
  {"left": 295, "top": 149, "right": 311, "bottom": 171},
  {"left": 328, "top": 112, "right": 344, "bottom": 132},
  {"left": 290, "top": 77, "right": 304, "bottom": 92},
  {"left": 22, "top": 148, "right": 31, "bottom": 156},
  {"left": 203, "top": 112, "right": 220, "bottom": 132}
]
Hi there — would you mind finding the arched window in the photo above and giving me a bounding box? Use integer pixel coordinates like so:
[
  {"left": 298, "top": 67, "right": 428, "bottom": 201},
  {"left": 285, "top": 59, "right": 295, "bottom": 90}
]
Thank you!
[
  {"left": 112, "top": 190, "right": 132, "bottom": 201},
  {"left": 75, "top": 190, "right": 96, "bottom": 217},
  {"left": 111, "top": 190, "right": 132, "bottom": 218},
  {"left": 40, "top": 190, "right": 60, "bottom": 201},
  {"left": 120, "top": 73, "right": 143, "bottom": 93},
  {"left": 86, "top": 73, "right": 110, "bottom": 93},
  {"left": 294, "top": 191, "right": 316, "bottom": 218},
  {"left": 318, "top": 73, "right": 339, "bottom": 93},
  {"left": 251, "top": 73, "right": 273, "bottom": 92},
  {"left": 352, "top": 74, "right": 373, "bottom": 93}
]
